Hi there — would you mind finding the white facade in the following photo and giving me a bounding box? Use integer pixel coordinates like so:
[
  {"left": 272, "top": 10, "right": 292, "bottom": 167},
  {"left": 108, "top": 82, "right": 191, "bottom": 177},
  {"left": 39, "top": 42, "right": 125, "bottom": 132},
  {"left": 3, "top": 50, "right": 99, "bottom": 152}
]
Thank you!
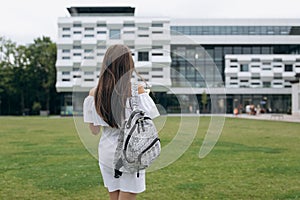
[
  {"left": 56, "top": 15, "right": 172, "bottom": 92},
  {"left": 56, "top": 7, "right": 300, "bottom": 114},
  {"left": 292, "top": 80, "right": 300, "bottom": 116},
  {"left": 225, "top": 54, "right": 300, "bottom": 90}
]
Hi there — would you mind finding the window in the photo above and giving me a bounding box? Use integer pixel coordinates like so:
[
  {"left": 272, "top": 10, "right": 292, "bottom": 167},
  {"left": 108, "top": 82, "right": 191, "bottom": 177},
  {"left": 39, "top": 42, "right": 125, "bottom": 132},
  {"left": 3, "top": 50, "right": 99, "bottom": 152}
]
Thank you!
[
  {"left": 84, "top": 79, "right": 94, "bottom": 82},
  {"left": 62, "top": 27, "right": 70, "bottom": 31},
  {"left": 138, "top": 52, "right": 149, "bottom": 61},
  {"left": 138, "top": 72, "right": 149, "bottom": 75},
  {"left": 73, "top": 67, "right": 80, "bottom": 71},
  {"left": 230, "top": 59, "right": 238, "bottom": 62},
  {"left": 284, "top": 64, "right": 293, "bottom": 72},
  {"left": 274, "top": 65, "right": 282, "bottom": 68},
  {"left": 152, "top": 23, "right": 163, "bottom": 27},
  {"left": 124, "top": 23, "right": 135, "bottom": 27},
  {"left": 138, "top": 27, "right": 149, "bottom": 31},
  {"left": 97, "top": 45, "right": 106, "bottom": 49},
  {"left": 97, "top": 31, "right": 107, "bottom": 34},
  {"left": 73, "top": 45, "right": 81, "bottom": 49},
  {"left": 84, "top": 56, "right": 94, "bottom": 59},
  {"left": 85, "top": 27, "right": 94, "bottom": 31},
  {"left": 273, "top": 58, "right": 282, "bottom": 62},
  {"left": 73, "top": 23, "right": 82, "bottom": 27},
  {"left": 251, "top": 65, "right": 260, "bottom": 68},
  {"left": 263, "top": 82, "right": 271, "bottom": 87},
  {"left": 73, "top": 75, "right": 81, "bottom": 78},
  {"left": 84, "top": 34, "right": 94, "bottom": 38},
  {"left": 62, "top": 49, "right": 70, "bottom": 53},
  {"left": 152, "top": 45, "right": 163, "bottom": 49},
  {"left": 109, "top": 29, "right": 121, "bottom": 39},
  {"left": 240, "top": 64, "right": 249, "bottom": 72},
  {"left": 240, "top": 80, "right": 249, "bottom": 83},
  {"left": 73, "top": 53, "right": 81, "bottom": 56},
  {"left": 73, "top": 31, "right": 82, "bottom": 34},
  {"left": 152, "top": 31, "right": 163, "bottom": 34},
  {"left": 152, "top": 75, "right": 164, "bottom": 78},
  {"left": 138, "top": 34, "right": 149, "bottom": 37},
  {"left": 97, "top": 23, "right": 106, "bottom": 27},
  {"left": 152, "top": 68, "right": 163, "bottom": 71},
  {"left": 262, "top": 67, "right": 271, "bottom": 71},
  {"left": 230, "top": 77, "right": 238, "bottom": 80},
  {"left": 62, "top": 78, "right": 70, "bottom": 82},
  {"left": 230, "top": 65, "right": 238, "bottom": 68},
  {"left": 251, "top": 58, "right": 260, "bottom": 62},
  {"left": 84, "top": 49, "right": 93, "bottom": 53},
  {"left": 84, "top": 71, "right": 94, "bottom": 75},
  {"left": 62, "top": 71, "right": 70, "bottom": 75},
  {"left": 124, "top": 31, "right": 135, "bottom": 34},
  {"left": 152, "top": 53, "right": 163, "bottom": 56},
  {"left": 62, "top": 35, "right": 70, "bottom": 38},
  {"left": 62, "top": 56, "right": 70, "bottom": 60}
]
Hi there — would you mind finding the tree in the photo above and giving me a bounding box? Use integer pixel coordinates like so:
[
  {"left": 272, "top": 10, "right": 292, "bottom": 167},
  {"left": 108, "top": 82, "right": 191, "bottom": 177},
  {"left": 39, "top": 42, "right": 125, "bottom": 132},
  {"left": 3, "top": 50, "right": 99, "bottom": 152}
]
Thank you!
[{"left": 27, "top": 37, "right": 57, "bottom": 112}]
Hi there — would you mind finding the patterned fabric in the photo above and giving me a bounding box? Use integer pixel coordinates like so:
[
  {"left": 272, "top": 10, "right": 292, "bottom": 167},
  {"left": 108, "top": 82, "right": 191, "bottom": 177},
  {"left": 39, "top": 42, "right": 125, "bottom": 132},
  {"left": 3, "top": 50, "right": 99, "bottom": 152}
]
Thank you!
[{"left": 113, "top": 83, "right": 161, "bottom": 176}]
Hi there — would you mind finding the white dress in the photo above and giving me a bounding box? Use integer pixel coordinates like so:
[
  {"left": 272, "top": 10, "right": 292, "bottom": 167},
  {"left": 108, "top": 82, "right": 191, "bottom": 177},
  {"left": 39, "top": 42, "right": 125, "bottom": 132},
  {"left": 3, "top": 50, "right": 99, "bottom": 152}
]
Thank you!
[{"left": 83, "top": 93, "right": 160, "bottom": 193}]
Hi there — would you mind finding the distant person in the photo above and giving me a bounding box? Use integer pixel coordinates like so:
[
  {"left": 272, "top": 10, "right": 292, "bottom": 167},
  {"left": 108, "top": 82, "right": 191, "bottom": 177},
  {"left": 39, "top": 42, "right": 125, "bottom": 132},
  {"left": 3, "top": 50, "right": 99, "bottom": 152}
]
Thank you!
[{"left": 83, "top": 45, "right": 160, "bottom": 200}]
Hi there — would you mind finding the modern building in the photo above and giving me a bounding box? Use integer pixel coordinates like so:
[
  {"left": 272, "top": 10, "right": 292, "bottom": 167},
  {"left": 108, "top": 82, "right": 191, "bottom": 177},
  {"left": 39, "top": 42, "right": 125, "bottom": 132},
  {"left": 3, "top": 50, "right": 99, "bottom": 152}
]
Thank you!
[{"left": 56, "top": 6, "right": 300, "bottom": 115}]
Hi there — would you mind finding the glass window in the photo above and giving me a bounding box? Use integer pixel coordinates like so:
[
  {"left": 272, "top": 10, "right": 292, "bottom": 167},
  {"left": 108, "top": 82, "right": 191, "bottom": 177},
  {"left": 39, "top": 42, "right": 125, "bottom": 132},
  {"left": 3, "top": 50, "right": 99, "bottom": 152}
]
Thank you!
[
  {"left": 84, "top": 49, "right": 93, "bottom": 53},
  {"left": 138, "top": 52, "right": 149, "bottom": 61},
  {"left": 73, "top": 23, "right": 82, "bottom": 27},
  {"left": 63, "top": 27, "right": 70, "bottom": 31},
  {"left": 284, "top": 64, "right": 293, "bottom": 72},
  {"left": 73, "top": 45, "right": 81, "bottom": 49},
  {"left": 124, "top": 23, "right": 135, "bottom": 27},
  {"left": 62, "top": 35, "right": 70, "bottom": 38},
  {"left": 152, "top": 75, "right": 164, "bottom": 78},
  {"left": 73, "top": 31, "right": 81, "bottom": 34},
  {"left": 263, "top": 82, "right": 271, "bottom": 87},
  {"left": 62, "top": 49, "right": 70, "bottom": 53},
  {"left": 84, "top": 34, "right": 94, "bottom": 38},
  {"left": 152, "top": 68, "right": 163, "bottom": 71},
  {"left": 62, "top": 71, "right": 70, "bottom": 75},
  {"left": 85, "top": 27, "right": 94, "bottom": 31},
  {"left": 97, "top": 23, "right": 106, "bottom": 27},
  {"left": 240, "top": 64, "right": 249, "bottom": 72},
  {"left": 152, "top": 45, "right": 163, "bottom": 49},
  {"left": 138, "top": 27, "right": 149, "bottom": 31},
  {"left": 109, "top": 29, "right": 121, "bottom": 39},
  {"left": 84, "top": 71, "right": 94, "bottom": 75},
  {"left": 152, "top": 23, "right": 163, "bottom": 27}
]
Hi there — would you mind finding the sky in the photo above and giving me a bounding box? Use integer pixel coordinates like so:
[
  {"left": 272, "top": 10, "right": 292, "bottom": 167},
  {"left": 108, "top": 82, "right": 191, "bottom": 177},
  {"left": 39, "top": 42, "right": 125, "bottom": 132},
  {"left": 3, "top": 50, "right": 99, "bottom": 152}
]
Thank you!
[{"left": 1, "top": 0, "right": 300, "bottom": 45}]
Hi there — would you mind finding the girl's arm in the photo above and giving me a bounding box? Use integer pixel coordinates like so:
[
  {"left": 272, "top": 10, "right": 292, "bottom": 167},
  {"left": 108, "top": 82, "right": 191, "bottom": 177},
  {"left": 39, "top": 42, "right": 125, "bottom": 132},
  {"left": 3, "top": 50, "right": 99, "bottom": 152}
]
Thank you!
[
  {"left": 88, "top": 87, "right": 100, "bottom": 135},
  {"left": 89, "top": 123, "right": 100, "bottom": 135}
]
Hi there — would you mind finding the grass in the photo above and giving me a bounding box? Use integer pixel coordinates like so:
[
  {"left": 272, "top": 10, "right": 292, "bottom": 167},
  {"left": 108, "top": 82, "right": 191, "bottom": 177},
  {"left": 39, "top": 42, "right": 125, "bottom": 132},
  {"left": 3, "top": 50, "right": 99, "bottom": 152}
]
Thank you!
[{"left": 0, "top": 116, "right": 300, "bottom": 200}]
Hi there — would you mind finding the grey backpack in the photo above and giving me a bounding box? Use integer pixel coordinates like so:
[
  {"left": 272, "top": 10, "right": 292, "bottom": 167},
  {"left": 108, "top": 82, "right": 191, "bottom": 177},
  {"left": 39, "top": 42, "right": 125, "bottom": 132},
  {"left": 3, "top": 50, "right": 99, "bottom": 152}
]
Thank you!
[{"left": 114, "top": 83, "right": 161, "bottom": 178}]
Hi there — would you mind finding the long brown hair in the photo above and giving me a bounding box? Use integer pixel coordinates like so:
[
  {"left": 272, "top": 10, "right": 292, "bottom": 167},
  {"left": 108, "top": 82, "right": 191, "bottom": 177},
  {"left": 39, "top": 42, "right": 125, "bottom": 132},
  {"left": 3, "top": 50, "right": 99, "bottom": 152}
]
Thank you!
[{"left": 94, "top": 44, "right": 134, "bottom": 128}]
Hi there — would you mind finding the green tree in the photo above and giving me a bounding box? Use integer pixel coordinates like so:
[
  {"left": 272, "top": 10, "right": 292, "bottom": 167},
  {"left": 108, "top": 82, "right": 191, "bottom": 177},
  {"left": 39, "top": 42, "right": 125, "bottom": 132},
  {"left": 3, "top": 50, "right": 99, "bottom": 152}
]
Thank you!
[{"left": 27, "top": 37, "right": 57, "bottom": 112}]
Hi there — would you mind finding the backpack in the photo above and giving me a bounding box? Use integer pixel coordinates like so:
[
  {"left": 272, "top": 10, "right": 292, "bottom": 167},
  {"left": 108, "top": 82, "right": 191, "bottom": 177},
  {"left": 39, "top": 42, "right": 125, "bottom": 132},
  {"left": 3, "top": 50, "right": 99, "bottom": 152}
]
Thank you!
[{"left": 113, "top": 83, "right": 161, "bottom": 178}]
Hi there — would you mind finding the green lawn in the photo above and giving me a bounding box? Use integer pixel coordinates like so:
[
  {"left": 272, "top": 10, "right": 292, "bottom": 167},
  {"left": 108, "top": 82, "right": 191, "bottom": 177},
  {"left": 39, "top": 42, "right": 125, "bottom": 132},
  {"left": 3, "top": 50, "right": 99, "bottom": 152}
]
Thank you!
[{"left": 0, "top": 116, "right": 299, "bottom": 200}]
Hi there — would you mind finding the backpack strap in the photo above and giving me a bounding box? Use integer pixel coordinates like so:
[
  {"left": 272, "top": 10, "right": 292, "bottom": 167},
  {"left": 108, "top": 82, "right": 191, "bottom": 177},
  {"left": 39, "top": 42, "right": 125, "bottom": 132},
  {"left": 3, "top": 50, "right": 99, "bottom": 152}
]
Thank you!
[{"left": 130, "top": 82, "right": 139, "bottom": 110}]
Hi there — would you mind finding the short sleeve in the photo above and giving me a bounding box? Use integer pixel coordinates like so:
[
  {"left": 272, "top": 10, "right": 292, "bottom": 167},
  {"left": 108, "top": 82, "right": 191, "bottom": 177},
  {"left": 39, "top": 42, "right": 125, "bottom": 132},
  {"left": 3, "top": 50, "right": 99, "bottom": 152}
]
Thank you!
[
  {"left": 138, "top": 93, "right": 160, "bottom": 119},
  {"left": 83, "top": 96, "right": 109, "bottom": 126}
]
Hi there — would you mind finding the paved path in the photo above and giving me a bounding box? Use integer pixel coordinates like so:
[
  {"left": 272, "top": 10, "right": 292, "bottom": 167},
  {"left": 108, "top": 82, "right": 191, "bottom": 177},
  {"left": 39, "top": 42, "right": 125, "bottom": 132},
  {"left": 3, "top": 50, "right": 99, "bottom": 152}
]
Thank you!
[
  {"left": 227, "top": 113, "right": 300, "bottom": 123},
  {"left": 167, "top": 113, "right": 300, "bottom": 123}
]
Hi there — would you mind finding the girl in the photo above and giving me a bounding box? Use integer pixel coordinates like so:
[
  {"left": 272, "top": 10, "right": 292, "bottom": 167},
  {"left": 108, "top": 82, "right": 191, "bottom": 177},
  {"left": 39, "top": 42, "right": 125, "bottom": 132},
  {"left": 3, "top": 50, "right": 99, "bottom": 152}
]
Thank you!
[{"left": 83, "top": 44, "right": 160, "bottom": 200}]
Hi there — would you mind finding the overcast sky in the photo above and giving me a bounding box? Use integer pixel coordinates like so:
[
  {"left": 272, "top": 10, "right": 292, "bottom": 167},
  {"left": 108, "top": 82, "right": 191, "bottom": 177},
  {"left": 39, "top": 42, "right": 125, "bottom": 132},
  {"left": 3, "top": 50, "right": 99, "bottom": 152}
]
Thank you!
[{"left": 1, "top": 0, "right": 300, "bottom": 45}]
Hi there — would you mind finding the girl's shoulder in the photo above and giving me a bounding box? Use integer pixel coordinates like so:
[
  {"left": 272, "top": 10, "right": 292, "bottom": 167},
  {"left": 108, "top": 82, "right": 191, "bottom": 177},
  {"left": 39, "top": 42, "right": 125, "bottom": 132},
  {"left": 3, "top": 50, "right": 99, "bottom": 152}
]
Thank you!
[{"left": 89, "top": 87, "right": 96, "bottom": 96}]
